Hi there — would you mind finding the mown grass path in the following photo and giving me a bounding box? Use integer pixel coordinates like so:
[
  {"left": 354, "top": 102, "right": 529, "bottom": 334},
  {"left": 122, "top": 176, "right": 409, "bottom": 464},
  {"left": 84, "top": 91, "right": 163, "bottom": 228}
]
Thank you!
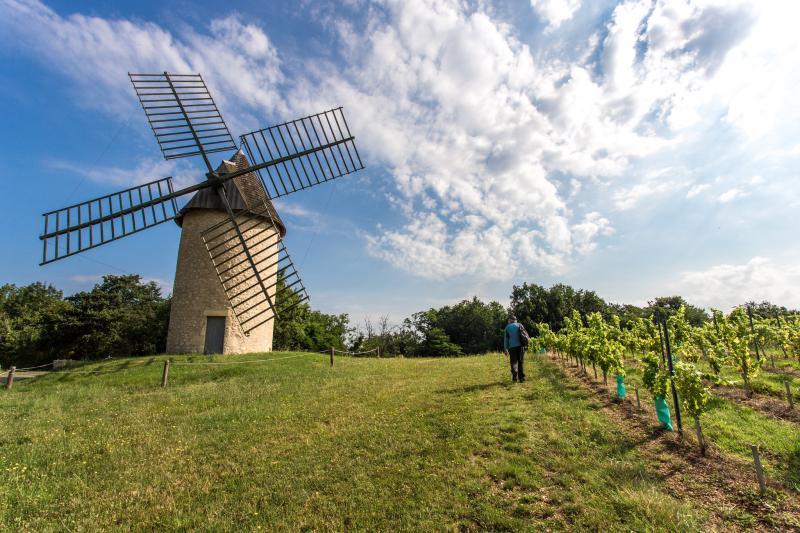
[{"left": 1, "top": 353, "right": 784, "bottom": 530}]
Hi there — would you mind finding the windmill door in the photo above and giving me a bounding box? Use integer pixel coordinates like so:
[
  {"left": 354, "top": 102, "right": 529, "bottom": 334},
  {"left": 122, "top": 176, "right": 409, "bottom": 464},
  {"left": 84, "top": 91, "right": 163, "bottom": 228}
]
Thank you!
[{"left": 204, "top": 316, "right": 226, "bottom": 354}]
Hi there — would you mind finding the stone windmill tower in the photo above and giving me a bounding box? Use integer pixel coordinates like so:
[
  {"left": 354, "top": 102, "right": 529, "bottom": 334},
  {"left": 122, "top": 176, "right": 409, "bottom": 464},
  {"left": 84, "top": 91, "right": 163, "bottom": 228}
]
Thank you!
[
  {"left": 38, "top": 72, "right": 364, "bottom": 355},
  {"left": 166, "top": 152, "right": 287, "bottom": 354}
]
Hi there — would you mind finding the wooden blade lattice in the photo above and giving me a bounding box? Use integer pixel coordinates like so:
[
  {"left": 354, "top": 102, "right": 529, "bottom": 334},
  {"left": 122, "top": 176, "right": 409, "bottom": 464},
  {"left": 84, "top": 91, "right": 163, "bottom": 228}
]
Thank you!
[
  {"left": 201, "top": 205, "right": 309, "bottom": 334},
  {"left": 129, "top": 72, "right": 237, "bottom": 163},
  {"left": 40, "top": 177, "right": 179, "bottom": 265},
  {"left": 239, "top": 108, "right": 364, "bottom": 199}
]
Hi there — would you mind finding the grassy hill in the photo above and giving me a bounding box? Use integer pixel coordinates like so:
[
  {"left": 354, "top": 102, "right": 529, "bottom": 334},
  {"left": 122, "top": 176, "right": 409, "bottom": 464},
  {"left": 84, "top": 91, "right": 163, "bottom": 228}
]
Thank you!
[{"left": 1, "top": 353, "right": 796, "bottom": 530}]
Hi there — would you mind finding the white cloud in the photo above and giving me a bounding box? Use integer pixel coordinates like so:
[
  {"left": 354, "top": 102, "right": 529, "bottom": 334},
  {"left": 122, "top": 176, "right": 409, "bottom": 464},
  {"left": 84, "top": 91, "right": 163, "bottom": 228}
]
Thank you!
[
  {"left": 0, "top": 0, "right": 284, "bottom": 133},
  {"left": 672, "top": 256, "right": 800, "bottom": 310},
  {"left": 571, "top": 212, "right": 613, "bottom": 254},
  {"left": 3, "top": 0, "right": 799, "bottom": 284},
  {"left": 718, "top": 188, "right": 746, "bottom": 203},
  {"left": 613, "top": 179, "right": 676, "bottom": 210},
  {"left": 271, "top": 201, "right": 317, "bottom": 219},
  {"left": 530, "top": 0, "right": 581, "bottom": 29},
  {"left": 686, "top": 183, "right": 711, "bottom": 198}
]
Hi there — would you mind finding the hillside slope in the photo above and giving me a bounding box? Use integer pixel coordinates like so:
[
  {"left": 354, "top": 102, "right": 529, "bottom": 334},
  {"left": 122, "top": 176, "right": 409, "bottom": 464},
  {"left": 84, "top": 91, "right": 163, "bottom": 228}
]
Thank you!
[{"left": 1, "top": 353, "right": 792, "bottom": 530}]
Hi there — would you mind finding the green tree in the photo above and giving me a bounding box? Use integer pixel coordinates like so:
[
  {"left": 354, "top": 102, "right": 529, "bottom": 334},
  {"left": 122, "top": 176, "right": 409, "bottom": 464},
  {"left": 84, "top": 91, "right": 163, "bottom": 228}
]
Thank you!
[
  {"left": 432, "top": 297, "right": 506, "bottom": 353},
  {"left": 273, "top": 302, "right": 350, "bottom": 352},
  {"left": 417, "top": 327, "right": 462, "bottom": 357},
  {"left": 509, "top": 283, "right": 550, "bottom": 328},
  {"left": 0, "top": 282, "right": 70, "bottom": 367},
  {"left": 648, "top": 296, "right": 708, "bottom": 326},
  {"left": 510, "top": 283, "right": 609, "bottom": 332},
  {"left": 61, "top": 275, "right": 169, "bottom": 359}
]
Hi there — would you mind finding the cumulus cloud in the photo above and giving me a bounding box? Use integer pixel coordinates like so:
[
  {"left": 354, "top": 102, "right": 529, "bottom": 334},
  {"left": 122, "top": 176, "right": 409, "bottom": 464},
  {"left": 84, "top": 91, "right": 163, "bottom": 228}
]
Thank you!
[
  {"left": 686, "top": 183, "right": 710, "bottom": 198},
  {"left": 613, "top": 179, "right": 675, "bottom": 210},
  {"left": 0, "top": 0, "right": 285, "bottom": 133},
  {"left": 2, "top": 0, "right": 798, "bottom": 283},
  {"left": 718, "top": 188, "right": 746, "bottom": 203},
  {"left": 530, "top": 0, "right": 581, "bottom": 29},
  {"left": 672, "top": 257, "right": 800, "bottom": 310}
]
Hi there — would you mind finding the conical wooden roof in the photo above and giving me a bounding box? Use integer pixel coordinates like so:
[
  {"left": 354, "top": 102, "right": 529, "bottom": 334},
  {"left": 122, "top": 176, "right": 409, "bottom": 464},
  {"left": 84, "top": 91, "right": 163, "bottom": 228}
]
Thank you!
[{"left": 174, "top": 151, "right": 286, "bottom": 237}]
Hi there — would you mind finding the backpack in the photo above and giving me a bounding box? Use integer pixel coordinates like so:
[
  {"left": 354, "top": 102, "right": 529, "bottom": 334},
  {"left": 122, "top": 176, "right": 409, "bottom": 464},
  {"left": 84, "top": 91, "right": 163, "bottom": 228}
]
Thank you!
[{"left": 517, "top": 323, "right": 530, "bottom": 348}]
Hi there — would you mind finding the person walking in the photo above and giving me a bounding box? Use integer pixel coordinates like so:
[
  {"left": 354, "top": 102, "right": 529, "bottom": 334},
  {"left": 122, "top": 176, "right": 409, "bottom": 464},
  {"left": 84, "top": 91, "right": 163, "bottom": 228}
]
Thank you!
[{"left": 504, "top": 315, "right": 527, "bottom": 382}]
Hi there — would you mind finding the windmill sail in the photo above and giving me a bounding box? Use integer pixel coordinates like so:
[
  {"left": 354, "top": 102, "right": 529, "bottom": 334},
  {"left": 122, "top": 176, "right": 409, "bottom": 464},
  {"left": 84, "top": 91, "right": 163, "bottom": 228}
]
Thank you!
[
  {"left": 40, "top": 177, "right": 180, "bottom": 265},
  {"left": 201, "top": 204, "right": 308, "bottom": 334},
  {"left": 239, "top": 108, "right": 364, "bottom": 199},
  {"left": 40, "top": 70, "right": 365, "bottom": 338},
  {"left": 129, "top": 72, "right": 237, "bottom": 165}
]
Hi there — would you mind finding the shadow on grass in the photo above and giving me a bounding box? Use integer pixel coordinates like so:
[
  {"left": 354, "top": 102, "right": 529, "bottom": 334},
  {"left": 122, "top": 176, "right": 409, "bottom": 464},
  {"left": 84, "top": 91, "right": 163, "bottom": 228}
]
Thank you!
[
  {"left": 785, "top": 443, "right": 800, "bottom": 490},
  {"left": 438, "top": 381, "right": 511, "bottom": 395},
  {"left": 50, "top": 356, "right": 160, "bottom": 383}
]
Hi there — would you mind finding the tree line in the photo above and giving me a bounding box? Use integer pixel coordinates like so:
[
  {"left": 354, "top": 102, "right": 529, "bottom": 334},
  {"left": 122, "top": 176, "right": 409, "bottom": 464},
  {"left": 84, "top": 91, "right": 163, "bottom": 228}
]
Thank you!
[{"left": 2, "top": 275, "right": 796, "bottom": 367}]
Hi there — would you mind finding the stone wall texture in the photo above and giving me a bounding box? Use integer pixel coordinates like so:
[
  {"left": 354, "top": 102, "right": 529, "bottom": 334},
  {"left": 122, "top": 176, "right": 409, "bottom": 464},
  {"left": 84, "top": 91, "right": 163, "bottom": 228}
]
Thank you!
[{"left": 166, "top": 208, "right": 277, "bottom": 354}]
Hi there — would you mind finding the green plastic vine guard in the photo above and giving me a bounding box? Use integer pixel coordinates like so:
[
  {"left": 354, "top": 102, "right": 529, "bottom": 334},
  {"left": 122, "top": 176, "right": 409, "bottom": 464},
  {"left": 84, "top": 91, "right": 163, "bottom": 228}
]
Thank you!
[
  {"left": 654, "top": 395, "right": 673, "bottom": 431},
  {"left": 615, "top": 374, "right": 626, "bottom": 399}
]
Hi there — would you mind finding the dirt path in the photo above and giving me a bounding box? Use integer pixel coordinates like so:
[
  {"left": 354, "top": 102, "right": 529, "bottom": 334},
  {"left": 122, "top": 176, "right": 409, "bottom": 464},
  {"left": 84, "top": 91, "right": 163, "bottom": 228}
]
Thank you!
[{"left": 711, "top": 384, "right": 800, "bottom": 424}]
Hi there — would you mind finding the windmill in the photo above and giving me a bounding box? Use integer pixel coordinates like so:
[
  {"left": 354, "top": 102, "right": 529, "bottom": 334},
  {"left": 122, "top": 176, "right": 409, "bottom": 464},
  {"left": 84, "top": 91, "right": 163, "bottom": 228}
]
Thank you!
[{"left": 40, "top": 72, "right": 364, "bottom": 354}]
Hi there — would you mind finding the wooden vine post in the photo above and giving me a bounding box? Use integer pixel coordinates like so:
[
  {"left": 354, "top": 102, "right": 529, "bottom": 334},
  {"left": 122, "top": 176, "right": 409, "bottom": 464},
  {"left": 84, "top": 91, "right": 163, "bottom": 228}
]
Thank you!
[
  {"left": 5, "top": 366, "right": 15, "bottom": 390},
  {"left": 695, "top": 417, "right": 706, "bottom": 456},
  {"left": 161, "top": 360, "right": 170, "bottom": 387},
  {"left": 785, "top": 381, "right": 794, "bottom": 409},
  {"left": 750, "top": 444, "right": 766, "bottom": 496}
]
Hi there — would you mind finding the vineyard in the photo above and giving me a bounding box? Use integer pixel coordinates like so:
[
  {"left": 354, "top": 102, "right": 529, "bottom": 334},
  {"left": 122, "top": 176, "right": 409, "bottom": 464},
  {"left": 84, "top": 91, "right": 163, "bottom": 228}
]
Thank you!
[{"left": 535, "top": 306, "right": 800, "bottom": 494}]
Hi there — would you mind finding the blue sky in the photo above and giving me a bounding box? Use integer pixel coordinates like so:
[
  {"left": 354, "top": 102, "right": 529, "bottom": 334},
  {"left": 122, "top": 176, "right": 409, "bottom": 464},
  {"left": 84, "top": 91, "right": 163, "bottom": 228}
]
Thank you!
[{"left": 1, "top": 0, "right": 799, "bottom": 323}]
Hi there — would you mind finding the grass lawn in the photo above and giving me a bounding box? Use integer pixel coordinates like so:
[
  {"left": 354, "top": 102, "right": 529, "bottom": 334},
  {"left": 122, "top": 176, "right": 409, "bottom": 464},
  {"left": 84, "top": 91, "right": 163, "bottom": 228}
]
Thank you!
[{"left": 1, "top": 352, "right": 790, "bottom": 530}]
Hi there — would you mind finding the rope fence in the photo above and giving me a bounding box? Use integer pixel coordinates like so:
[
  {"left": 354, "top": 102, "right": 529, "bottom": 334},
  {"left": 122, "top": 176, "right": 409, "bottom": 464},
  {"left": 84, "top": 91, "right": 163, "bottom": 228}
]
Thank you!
[
  {"left": 14, "top": 362, "right": 54, "bottom": 371},
  {"left": 333, "top": 348, "right": 379, "bottom": 356},
  {"left": 169, "top": 354, "right": 307, "bottom": 366},
  {"left": 2, "top": 352, "right": 335, "bottom": 389},
  {"left": 5, "top": 346, "right": 387, "bottom": 389}
]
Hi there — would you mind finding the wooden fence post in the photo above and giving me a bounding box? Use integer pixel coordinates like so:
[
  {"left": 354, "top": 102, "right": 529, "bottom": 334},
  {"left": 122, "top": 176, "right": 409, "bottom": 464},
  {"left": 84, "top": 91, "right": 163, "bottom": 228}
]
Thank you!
[
  {"left": 750, "top": 444, "right": 766, "bottom": 496},
  {"left": 161, "top": 360, "right": 170, "bottom": 387},
  {"left": 785, "top": 381, "right": 794, "bottom": 409},
  {"left": 5, "top": 366, "right": 15, "bottom": 390},
  {"left": 635, "top": 387, "right": 641, "bottom": 411},
  {"left": 330, "top": 347, "right": 334, "bottom": 367}
]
